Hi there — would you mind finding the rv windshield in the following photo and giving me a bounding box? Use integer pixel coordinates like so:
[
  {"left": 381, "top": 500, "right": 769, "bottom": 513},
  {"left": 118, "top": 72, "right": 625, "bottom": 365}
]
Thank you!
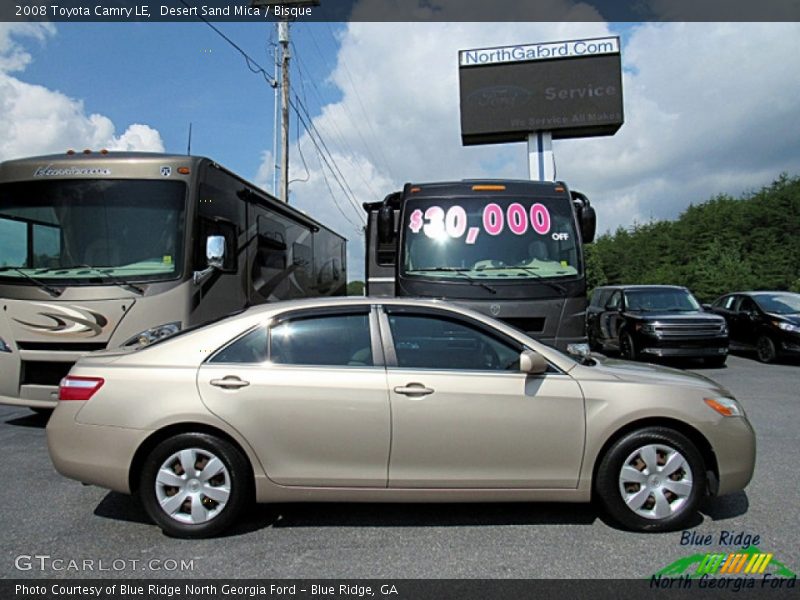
[
  {"left": 402, "top": 196, "right": 581, "bottom": 280},
  {"left": 0, "top": 179, "right": 185, "bottom": 283}
]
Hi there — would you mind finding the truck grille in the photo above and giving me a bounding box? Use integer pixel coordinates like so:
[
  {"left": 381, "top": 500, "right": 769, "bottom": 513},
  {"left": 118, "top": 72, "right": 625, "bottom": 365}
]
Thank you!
[{"left": 653, "top": 322, "right": 725, "bottom": 337}]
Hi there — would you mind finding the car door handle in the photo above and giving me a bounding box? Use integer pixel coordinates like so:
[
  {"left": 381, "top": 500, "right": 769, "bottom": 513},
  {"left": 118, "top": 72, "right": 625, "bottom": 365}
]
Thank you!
[
  {"left": 393, "top": 384, "right": 434, "bottom": 396},
  {"left": 210, "top": 376, "right": 250, "bottom": 390}
]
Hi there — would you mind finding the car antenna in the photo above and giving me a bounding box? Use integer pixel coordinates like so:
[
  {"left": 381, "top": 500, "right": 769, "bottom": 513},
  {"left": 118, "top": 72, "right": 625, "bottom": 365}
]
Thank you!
[{"left": 187, "top": 122, "right": 192, "bottom": 155}]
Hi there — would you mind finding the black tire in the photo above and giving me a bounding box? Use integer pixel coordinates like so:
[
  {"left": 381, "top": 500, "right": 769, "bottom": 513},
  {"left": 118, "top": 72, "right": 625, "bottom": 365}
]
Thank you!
[
  {"left": 756, "top": 335, "right": 777, "bottom": 363},
  {"left": 704, "top": 356, "right": 727, "bottom": 368},
  {"left": 139, "top": 433, "right": 251, "bottom": 538},
  {"left": 619, "top": 330, "right": 639, "bottom": 361},
  {"left": 588, "top": 330, "right": 602, "bottom": 352},
  {"left": 595, "top": 427, "right": 706, "bottom": 532}
]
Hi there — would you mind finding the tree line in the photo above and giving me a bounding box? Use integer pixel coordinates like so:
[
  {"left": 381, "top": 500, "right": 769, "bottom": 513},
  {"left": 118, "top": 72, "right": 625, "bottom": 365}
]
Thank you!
[{"left": 585, "top": 174, "right": 800, "bottom": 302}]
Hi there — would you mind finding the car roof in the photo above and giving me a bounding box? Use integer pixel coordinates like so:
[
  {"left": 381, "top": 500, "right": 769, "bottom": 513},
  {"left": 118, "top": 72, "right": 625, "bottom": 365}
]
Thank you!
[{"left": 595, "top": 285, "right": 688, "bottom": 291}]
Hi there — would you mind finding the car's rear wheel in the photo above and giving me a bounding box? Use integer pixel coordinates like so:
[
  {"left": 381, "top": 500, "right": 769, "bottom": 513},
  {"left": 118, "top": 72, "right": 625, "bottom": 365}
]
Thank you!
[
  {"left": 620, "top": 331, "right": 639, "bottom": 361},
  {"left": 756, "top": 335, "right": 777, "bottom": 363},
  {"left": 596, "top": 427, "right": 706, "bottom": 532},
  {"left": 139, "top": 433, "right": 250, "bottom": 538}
]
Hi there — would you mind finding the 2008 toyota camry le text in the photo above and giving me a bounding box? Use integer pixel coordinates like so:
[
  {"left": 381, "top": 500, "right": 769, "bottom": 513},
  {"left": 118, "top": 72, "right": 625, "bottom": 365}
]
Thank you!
[{"left": 46, "top": 297, "right": 755, "bottom": 538}]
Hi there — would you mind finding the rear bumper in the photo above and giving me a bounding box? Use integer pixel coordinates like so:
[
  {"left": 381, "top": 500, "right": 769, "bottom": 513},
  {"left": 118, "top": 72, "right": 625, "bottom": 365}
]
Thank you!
[
  {"left": 0, "top": 391, "right": 58, "bottom": 409},
  {"left": 46, "top": 401, "right": 149, "bottom": 494}
]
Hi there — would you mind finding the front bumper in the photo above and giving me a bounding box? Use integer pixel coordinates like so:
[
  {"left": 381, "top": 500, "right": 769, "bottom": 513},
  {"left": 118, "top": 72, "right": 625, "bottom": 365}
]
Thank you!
[
  {"left": 641, "top": 345, "right": 728, "bottom": 358},
  {"left": 46, "top": 401, "right": 150, "bottom": 494},
  {"left": 706, "top": 416, "right": 757, "bottom": 496}
]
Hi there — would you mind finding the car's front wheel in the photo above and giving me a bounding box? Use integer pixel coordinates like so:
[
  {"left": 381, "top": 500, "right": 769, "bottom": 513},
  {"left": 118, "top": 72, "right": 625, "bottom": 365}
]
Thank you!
[
  {"left": 619, "top": 331, "right": 639, "bottom": 361},
  {"left": 756, "top": 335, "right": 777, "bottom": 363},
  {"left": 139, "top": 433, "right": 250, "bottom": 538},
  {"left": 595, "top": 427, "right": 706, "bottom": 532}
]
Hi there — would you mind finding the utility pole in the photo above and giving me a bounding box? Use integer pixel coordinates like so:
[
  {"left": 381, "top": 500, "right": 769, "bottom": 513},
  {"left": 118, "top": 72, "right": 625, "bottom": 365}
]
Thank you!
[
  {"left": 252, "top": 1, "right": 320, "bottom": 204},
  {"left": 278, "top": 20, "right": 290, "bottom": 204}
]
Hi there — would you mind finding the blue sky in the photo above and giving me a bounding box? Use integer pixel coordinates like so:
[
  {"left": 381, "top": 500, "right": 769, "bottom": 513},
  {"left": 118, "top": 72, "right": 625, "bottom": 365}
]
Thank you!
[{"left": 1, "top": 20, "right": 799, "bottom": 280}]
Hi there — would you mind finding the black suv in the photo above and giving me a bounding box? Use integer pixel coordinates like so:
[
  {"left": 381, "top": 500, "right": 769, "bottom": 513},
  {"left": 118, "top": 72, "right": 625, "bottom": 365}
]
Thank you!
[
  {"left": 709, "top": 291, "right": 800, "bottom": 363},
  {"left": 587, "top": 285, "right": 729, "bottom": 366}
]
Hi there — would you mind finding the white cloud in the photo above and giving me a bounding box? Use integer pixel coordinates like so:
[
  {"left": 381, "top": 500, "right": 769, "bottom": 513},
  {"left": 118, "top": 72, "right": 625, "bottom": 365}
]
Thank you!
[
  {"left": 273, "top": 22, "right": 800, "bottom": 280},
  {"left": 0, "top": 24, "right": 164, "bottom": 161}
]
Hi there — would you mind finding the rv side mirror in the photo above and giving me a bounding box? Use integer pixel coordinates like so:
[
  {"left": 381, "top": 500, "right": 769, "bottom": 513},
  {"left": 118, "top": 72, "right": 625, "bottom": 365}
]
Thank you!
[
  {"left": 581, "top": 204, "right": 596, "bottom": 243},
  {"left": 520, "top": 349, "right": 548, "bottom": 374},
  {"left": 571, "top": 191, "right": 596, "bottom": 244},
  {"left": 377, "top": 204, "right": 395, "bottom": 244},
  {"left": 206, "top": 235, "right": 225, "bottom": 269}
]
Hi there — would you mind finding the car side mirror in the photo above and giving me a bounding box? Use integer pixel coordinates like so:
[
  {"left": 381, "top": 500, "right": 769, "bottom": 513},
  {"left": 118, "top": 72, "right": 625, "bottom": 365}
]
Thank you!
[
  {"left": 702, "top": 303, "right": 712, "bottom": 311},
  {"left": 520, "top": 349, "right": 548, "bottom": 374},
  {"left": 206, "top": 235, "right": 226, "bottom": 269}
]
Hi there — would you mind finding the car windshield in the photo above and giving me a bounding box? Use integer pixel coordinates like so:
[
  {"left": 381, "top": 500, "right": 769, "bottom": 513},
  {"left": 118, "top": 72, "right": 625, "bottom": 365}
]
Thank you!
[
  {"left": 401, "top": 195, "right": 580, "bottom": 280},
  {"left": 754, "top": 293, "right": 800, "bottom": 315},
  {"left": 624, "top": 289, "right": 700, "bottom": 312},
  {"left": 0, "top": 179, "right": 186, "bottom": 283}
]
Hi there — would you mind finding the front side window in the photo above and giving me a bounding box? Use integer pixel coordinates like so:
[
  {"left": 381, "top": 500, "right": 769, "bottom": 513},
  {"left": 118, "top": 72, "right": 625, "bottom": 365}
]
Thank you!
[
  {"left": 401, "top": 195, "right": 580, "bottom": 281},
  {"left": 270, "top": 313, "right": 373, "bottom": 367},
  {"left": 387, "top": 313, "right": 520, "bottom": 371},
  {"left": 0, "top": 179, "right": 185, "bottom": 282}
]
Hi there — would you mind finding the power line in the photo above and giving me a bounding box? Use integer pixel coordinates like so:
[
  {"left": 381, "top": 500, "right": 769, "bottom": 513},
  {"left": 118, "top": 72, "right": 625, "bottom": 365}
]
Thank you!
[
  {"left": 178, "top": 4, "right": 366, "bottom": 231},
  {"left": 179, "top": 0, "right": 276, "bottom": 88},
  {"left": 291, "top": 40, "right": 383, "bottom": 201}
]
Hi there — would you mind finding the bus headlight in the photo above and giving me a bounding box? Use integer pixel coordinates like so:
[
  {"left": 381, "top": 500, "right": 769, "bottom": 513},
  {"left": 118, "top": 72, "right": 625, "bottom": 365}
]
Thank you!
[{"left": 123, "top": 322, "right": 181, "bottom": 347}]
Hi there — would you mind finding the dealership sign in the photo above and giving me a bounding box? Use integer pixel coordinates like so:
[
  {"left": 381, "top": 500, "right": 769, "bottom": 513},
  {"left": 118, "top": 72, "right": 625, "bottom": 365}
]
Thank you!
[{"left": 459, "top": 36, "right": 624, "bottom": 145}]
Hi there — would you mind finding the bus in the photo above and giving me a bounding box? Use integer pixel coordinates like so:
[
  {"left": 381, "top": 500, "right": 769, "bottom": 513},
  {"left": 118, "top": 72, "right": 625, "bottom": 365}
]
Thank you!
[
  {"left": 363, "top": 179, "right": 595, "bottom": 350},
  {"left": 0, "top": 152, "right": 346, "bottom": 411}
]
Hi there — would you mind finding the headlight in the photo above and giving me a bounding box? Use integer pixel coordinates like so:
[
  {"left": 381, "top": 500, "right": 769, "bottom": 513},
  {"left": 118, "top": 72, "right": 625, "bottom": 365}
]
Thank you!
[
  {"left": 775, "top": 321, "right": 800, "bottom": 334},
  {"left": 720, "top": 321, "right": 729, "bottom": 335},
  {"left": 123, "top": 322, "right": 181, "bottom": 347},
  {"left": 704, "top": 396, "right": 744, "bottom": 417},
  {"left": 638, "top": 322, "right": 657, "bottom": 335},
  {"left": 0, "top": 336, "right": 11, "bottom": 353}
]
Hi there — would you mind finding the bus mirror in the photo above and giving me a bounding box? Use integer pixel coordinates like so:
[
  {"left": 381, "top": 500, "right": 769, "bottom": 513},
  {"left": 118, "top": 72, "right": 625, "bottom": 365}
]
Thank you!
[
  {"left": 377, "top": 204, "right": 395, "bottom": 244},
  {"left": 520, "top": 349, "right": 548, "bottom": 374},
  {"left": 206, "top": 235, "right": 225, "bottom": 269},
  {"left": 580, "top": 205, "right": 596, "bottom": 243}
]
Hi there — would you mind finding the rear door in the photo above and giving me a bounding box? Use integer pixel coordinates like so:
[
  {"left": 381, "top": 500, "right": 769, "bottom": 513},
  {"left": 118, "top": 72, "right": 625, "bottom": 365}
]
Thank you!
[
  {"left": 198, "top": 306, "right": 391, "bottom": 487},
  {"left": 380, "top": 307, "right": 585, "bottom": 489}
]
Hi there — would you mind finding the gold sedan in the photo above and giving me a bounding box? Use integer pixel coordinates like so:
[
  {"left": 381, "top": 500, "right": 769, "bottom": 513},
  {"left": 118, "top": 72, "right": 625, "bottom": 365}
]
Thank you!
[{"left": 47, "top": 297, "right": 755, "bottom": 538}]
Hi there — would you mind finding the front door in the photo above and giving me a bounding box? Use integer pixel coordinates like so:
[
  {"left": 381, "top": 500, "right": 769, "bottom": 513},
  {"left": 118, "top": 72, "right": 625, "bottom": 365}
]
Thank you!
[{"left": 381, "top": 308, "right": 585, "bottom": 489}]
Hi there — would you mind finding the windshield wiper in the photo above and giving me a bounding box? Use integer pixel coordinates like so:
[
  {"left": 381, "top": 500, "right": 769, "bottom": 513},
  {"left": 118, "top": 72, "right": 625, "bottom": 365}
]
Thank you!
[
  {"left": 0, "top": 266, "right": 62, "bottom": 297},
  {"left": 33, "top": 265, "right": 144, "bottom": 295},
  {"left": 476, "top": 266, "right": 567, "bottom": 295},
  {"left": 410, "top": 267, "right": 497, "bottom": 294}
]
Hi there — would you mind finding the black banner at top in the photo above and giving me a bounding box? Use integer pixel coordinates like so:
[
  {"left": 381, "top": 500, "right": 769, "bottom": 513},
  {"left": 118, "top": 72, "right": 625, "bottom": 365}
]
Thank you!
[{"left": 5, "top": 0, "right": 800, "bottom": 22}]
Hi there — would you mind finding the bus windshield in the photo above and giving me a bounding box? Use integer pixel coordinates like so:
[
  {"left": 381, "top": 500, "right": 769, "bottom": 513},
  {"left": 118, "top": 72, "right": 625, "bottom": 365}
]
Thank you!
[
  {"left": 0, "top": 179, "right": 186, "bottom": 282},
  {"left": 402, "top": 195, "right": 581, "bottom": 280}
]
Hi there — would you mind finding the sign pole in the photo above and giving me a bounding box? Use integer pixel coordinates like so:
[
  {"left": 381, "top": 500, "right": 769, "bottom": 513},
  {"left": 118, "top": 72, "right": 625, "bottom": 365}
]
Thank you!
[{"left": 528, "top": 131, "right": 554, "bottom": 182}]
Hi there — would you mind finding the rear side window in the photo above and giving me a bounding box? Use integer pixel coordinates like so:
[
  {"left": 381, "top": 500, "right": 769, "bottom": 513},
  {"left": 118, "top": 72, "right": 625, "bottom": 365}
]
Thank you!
[
  {"left": 270, "top": 313, "right": 373, "bottom": 367},
  {"left": 590, "top": 288, "right": 611, "bottom": 308},
  {"left": 209, "top": 327, "right": 268, "bottom": 364}
]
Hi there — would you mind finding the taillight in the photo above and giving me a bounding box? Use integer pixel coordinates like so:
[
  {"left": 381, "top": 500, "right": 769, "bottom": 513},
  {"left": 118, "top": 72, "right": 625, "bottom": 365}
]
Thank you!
[{"left": 59, "top": 376, "right": 105, "bottom": 401}]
